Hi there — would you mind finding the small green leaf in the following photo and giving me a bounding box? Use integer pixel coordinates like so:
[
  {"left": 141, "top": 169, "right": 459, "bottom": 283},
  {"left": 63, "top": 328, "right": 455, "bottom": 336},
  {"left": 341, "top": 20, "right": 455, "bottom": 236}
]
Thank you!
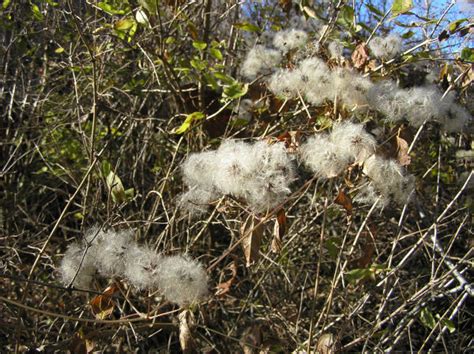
[
  {"left": 106, "top": 171, "right": 126, "bottom": 203},
  {"left": 115, "top": 18, "right": 135, "bottom": 31},
  {"left": 192, "top": 40, "right": 207, "bottom": 51},
  {"left": 190, "top": 57, "right": 206, "bottom": 71},
  {"left": 419, "top": 307, "right": 436, "bottom": 330},
  {"left": 439, "top": 317, "right": 455, "bottom": 333},
  {"left": 31, "top": 3, "right": 43, "bottom": 20},
  {"left": 101, "top": 160, "right": 112, "bottom": 177},
  {"left": 402, "top": 30, "right": 415, "bottom": 39},
  {"left": 346, "top": 268, "right": 373, "bottom": 283},
  {"left": 2, "top": 0, "right": 11, "bottom": 9},
  {"left": 234, "top": 22, "right": 260, "bottom": 33},
  {"left": 366, "top": 4, "right": 384, "bottom": 17},
  {"left": 138, "top": 0, "right": 157, "bottom": 13},
  {"left": 124, "top": 188, "right": 135, "bottom": 200},
  {"left": 214, "top": 72, "right": 235, "bottom": 85},
  {"left": 98, "top": 2, "right": 125, "bottom": 15},
  {"left": 337, "top": 6, "right": 354, "bottom": 29},
  {"left": 54, "top": 47, "right": 65, "bottom": 54},
  {"left": 210, "top": 48, "right": 223, "bottom": 61},
  {"left": 391, "top": 0, "right": 413, "bottom": 17},
  {"left": 460, "top": 47, "right": 474, "bottom": 62},
  {"left": 448, "top": 19, "right": 467, "bottom": 33},
  {"left": 223, "top": 82, "right": 248, "bottom": 100},
  {"left": 174, "top": 112, "right": 205, "bottom": 134}
]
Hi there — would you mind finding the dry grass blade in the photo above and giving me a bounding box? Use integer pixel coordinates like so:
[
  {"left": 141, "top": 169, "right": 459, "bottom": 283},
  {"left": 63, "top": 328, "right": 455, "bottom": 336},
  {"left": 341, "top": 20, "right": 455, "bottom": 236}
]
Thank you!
[
  {"left": 178, "top": 309, "right": 196, "bottom": 353},
  {"left": 241, "top": 215, "right": 264, "bottom": 267}
]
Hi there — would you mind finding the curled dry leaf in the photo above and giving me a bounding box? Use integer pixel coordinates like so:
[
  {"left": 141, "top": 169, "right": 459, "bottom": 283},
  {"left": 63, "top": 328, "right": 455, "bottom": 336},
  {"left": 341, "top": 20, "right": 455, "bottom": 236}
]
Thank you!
[
  {"left": 334, "top": 189, "right": 352, "bottom": 217},
  {"left": 396, "top": 135, "right": 411, "bottom": 166},
  {"left": 241, "top": 215, "right": 264, "bottom": 267},
  {"left": 215, "top": 260, "right": 238, "bottom": 297},
  {"left": 271, "top": 209, "right": 286, "bottom": 253},
  {"left": 89, "top": 283, "right": 118, "bottom": 320},
  {"left": 353, "top": 224, "right": 377, "bottom": 268},
  {"left": 351, "top": 43, "right": 369, "bottom": 69},
  {"left": 178, "top": 309, "right": 196, "bottom": 353},
  {"left": 316, "top": 333, "right": 341, "bottom": 354}
]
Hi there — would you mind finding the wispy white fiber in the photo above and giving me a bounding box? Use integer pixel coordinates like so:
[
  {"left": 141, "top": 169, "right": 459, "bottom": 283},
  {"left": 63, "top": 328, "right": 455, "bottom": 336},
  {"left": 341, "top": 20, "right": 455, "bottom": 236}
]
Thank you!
[
  {"left": 59, "top": 228, "right": 209, "bottom": 306},
  {"left": 181, "top": 140, "right": 296, "bottom": 213},
  {"left": 273, "top": 29, "right": 308, "bottom": 53},
  {"left": 369, "top": 34, "right": 402, "bottom": 60},
  {"left": 241, "top": 45, "right": 282, "bottom": 79}
]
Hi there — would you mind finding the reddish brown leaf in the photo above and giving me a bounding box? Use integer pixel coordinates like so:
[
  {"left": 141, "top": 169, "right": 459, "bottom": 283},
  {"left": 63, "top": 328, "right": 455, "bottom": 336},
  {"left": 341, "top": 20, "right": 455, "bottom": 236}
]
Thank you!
[
  {"left": 277, "top": 131, "right": 301, "bottom": 153},
  {"left": 271, "top": 209, "right": 286, "bottom": 253},
  {"left": 89, "top": 283, "right": 118, "bottom": 320},
  {"left": 396, "top": 135, "right": 411, "bottom": 166},
  {"left": 241, "top": 215, "right": 264, "bottom": 267},
  {"left": 215, "top": 260, "right": 238, "bottom": 297},
  {"left": 351, "top": 43, "right": 369, "bottom": 69},
  {"left": 354, "top": 224, "right": 377, "bottom": 268},
  {"left": 334, "top": 189, "right": 353, "bottom": 216}
]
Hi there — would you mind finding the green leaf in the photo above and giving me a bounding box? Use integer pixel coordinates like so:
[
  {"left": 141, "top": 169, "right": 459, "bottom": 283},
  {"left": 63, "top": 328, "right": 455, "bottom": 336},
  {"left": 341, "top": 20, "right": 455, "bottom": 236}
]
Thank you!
[
  {"left": 192, "top": 40, "right": 207, "bottom": 51},
  {"left": 106, "top": 171, "right": 126, "bottom": 203},
  {"left": 460, "top": 47, "right": 474, "bottom": 62},
  {"left": 337, "top": 6, "right": 354, "bottom": 29},
  {"left": 439, "top": 317, "right": 455, "bottom": 333},
  {"left": 124, "top": 188, "right": 135, "bottom": 201},
  {"left": 366, "top": 4, "right": 384, "bottom": 17},
  {"left": 214, "top": 72, "right": 235, "bottom": 85},
  {"left": 419, "top": 307, "right": 436, "bottom": 330},
  {"left": 210, "top": 48, "right": 223, "bottom": 61},
  {"left": 402, "top": 30, "right": 415, "bottom": 39},
  {"left": 138, "top": 0, "right": 157, "bottom": 13},
  {"left": 54, "top": 47, "right": 65, "bottom": 54},
  {"left": 98, "top": 2, "right": 125, "bottom": 15},
  {"left": 346, "top": 268, "right": 373, "bottom": 283},
  {"left": 223, "top": 82, "right": 248, "bottom": 100},
  {"left": 234, "top": 22, "right": 260, "bottom": 33},
  {"left": 101, "top": 160, "right": 112, "bottom": 177},
  {"left": 448, "top": 19, "right": 467, "bottom": 33},
  {"left": 2, "top": 0, "right": 11, "bottom": 9},
  {"left": 115, "top": 18, "right": 135, "bottom": 31},
  {"left": 325, "top": 238, "right": 340, "bottom": 259},
  {"left": 190, "top": 57, "right": 206, "bottom": 71},
  {"left": 174, "top": 112, "right": 205, "bottom": 134},
  {"left": 31, "top": 3, "right": 43, "bottom": 20},
  {"left": 391, "top": 0, "right": 413, "bottom": 17}
]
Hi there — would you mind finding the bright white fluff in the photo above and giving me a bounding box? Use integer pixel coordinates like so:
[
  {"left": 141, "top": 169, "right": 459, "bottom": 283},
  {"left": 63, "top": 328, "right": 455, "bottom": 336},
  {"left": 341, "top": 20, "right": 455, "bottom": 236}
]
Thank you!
[
  {"left": 59, "top": 228, "right": 209, "bottom": 306},
  {"left": 300, "top": 123, "right": 376, "bottom": 178},
  {"left": 300, "top": 134, "right": 351, "bottom": 178},
  {"left": 404, "top": 85, "right": 446, "bottom": 127},
  {"left": 59, "top": 242, "right": 96, "bottom": 289},
  {"left": 268, "top": 68, "right": 304, "bottom": 99},
  {"left": 181, "top": 140, "right": 295, "bottom": 213},
  {"left": 273, "top": 29, "right": 308, "bottom": 53},
  {"left": 156, "top": 255, "right": 209, "bottom": 307},
  {"left": 363, "top": 155, "right": 415, "bottom": 205},
  {"left": 369, "top": 34, "right": 402, "bottom": 60},
  {"left": 329, "top": 122, "right": 376, "bottom": 164},
  {"left": 439, "top": 103, "right": 472, "bottom": 133},
  {"left": 241, "top": 45, "right": 282, "bottom": 79},
  {"left": 181, "top": 150, "right": 217, "bottom": 191},
  {"left": 367, "top": 81, "right": 408, "bottom": 122}
]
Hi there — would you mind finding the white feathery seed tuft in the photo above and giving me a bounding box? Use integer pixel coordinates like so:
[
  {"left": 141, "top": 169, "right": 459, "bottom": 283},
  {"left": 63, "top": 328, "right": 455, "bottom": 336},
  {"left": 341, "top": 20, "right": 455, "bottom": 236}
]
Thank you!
[
  {"left": 369, "top": 34, "right": 402, "bottom": 60},
  {"left": 241, "top": 45, "right": 282, "bottom": 79}
]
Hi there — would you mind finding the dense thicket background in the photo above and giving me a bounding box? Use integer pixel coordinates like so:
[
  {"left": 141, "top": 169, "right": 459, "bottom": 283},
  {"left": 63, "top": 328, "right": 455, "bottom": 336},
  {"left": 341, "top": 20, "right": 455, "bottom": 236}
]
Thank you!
[{"left": 1, "top": 0, "right": 473, "bottom": 352}]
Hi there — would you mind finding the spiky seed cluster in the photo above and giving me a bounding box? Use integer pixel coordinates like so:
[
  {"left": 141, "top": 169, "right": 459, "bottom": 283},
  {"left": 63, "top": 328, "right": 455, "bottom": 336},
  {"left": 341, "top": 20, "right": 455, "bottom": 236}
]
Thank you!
[
  {"left": 180, "top": 140, "right": 296, "bottom": 214},
  {"left": 361, "top": 155, "right": 416, "bottom": 206},
  {"left": 300, "top": 122, "right": 377, "bottom": 178},
  {"left": 368, "top": 34, "right": 402, "bottom": 60},
  {"left": 59, "top": 228, "right": 208, "bottom": 306},
  {"left": 241, "top": 23, "right": 471, "bottom": 132}
]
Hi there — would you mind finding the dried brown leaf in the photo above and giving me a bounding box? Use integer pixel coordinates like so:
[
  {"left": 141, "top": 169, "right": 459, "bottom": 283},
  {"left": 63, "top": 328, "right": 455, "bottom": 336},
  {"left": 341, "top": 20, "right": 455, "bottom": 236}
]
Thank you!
[
  {"left": 353, "top": 224, "right": 377, "bottom": 268},
  {"left": 69, "top": 331, "right": 94, "bottom": 354},
  {"left": 334, "top": 189, "right": 352, "bottom": 216},
  {"left": 316, "top": 333, "right": 341, "bottom": 354},
  {"left": 89, "top": 283, "right": 118, "bottom": 320},
  {"left": 271, "top": 209, "right": 286, "bottom": 253},
  {"left": 277, "top": 131, "right": 301, "bottom": 153},
  {"left": 352, "top": 43, "right": 369, "bottom": 69},
  {"left": 215, "top": 260, "right": 238, "bottom": 297},
  {"left": 396, "top": 135, "right": 411, "bottom": 166},
  {"left": 241, "top": 215, "right": 264, "bottom": 267},
  {"left": 178, "top": 309, "right": 196, "bottom": 353}
]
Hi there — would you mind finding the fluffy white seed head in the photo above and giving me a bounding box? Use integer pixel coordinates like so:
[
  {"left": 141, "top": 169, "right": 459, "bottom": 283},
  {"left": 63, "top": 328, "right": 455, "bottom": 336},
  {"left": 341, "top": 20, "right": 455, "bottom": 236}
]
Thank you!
[
  {"left": 439, "top": 103, "right": 472, "bottom": 132},
  {"left": 369, "top": 34, "right": 402, "bottom": 60},
  {"left": 123, "top": 244, "right": 162, "bottom": 290},
  {"left": 181, "top": 151, "right": 217, "bottom": 191},
  {"left": 330, "top": 122, "right": 377, "bottom": 164},
  {"left": 367, "top": 81, "right": 408, "bottom": 122},
  {"left": 156, "top": 255, "right": 208, "bottom": 306},
  {"left": 268, "top": 68, "right": 304, "bottom": 99},
  {"left": 241, "top": 45, "right": 282, "bottom": 79},
  {"left": 179, "top": 188, "right": 217, "bottom": 216},
  {"left": 300, "top": 134, "right": 351, "bottom": 178},
  {"left": 59, "top": 242, "right": 96, "bottom": 289},
  {"left": 273, "top": 29, "right": 308, "bottom": 53}
]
